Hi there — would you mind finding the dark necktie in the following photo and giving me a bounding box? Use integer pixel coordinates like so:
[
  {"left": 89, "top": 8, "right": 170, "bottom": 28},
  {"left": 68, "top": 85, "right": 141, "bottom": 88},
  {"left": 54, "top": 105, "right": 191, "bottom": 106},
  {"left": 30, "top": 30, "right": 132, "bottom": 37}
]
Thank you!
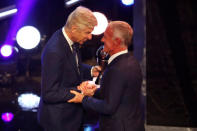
[{"left": 72, "top": 43, "right": 80, "bottom": 72}]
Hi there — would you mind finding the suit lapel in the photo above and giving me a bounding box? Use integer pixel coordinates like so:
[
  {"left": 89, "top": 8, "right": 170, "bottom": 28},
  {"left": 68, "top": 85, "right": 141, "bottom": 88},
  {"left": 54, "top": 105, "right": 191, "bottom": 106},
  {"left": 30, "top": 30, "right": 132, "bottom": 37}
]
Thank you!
[
  {"left": 100, "top": 53, "right": 131, "bottom": 97},
  {"left": 60, "top": 32, "right": 80, "bottom": 76}
]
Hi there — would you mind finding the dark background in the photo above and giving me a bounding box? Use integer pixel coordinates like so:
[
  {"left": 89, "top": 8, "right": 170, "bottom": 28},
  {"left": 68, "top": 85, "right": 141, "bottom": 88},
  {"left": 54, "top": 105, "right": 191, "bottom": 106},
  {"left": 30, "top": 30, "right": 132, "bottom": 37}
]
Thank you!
[{"left": 147, "top": 0, "right": 197, "bottom": 127}]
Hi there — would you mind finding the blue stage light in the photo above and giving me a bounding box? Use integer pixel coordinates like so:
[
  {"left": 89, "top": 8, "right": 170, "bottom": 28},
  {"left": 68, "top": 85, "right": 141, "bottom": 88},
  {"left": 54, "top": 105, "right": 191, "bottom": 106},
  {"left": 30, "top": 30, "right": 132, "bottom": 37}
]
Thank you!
[
  {"left": 121, "top": 0, "right": 134, "bottom": 6},
  {"left": 84, "top": 126, "right": 93, "bottom": 131}
]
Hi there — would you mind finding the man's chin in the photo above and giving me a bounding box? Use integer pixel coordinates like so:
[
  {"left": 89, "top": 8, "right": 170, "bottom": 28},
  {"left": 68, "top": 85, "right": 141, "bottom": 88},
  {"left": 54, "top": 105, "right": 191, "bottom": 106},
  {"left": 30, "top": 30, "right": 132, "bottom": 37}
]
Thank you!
[
  {"left": 79, "top": 41, "right": 84, "bottom": 45},
  {"left": 79, "top": 40, "right": 86, "bottom": 44}
]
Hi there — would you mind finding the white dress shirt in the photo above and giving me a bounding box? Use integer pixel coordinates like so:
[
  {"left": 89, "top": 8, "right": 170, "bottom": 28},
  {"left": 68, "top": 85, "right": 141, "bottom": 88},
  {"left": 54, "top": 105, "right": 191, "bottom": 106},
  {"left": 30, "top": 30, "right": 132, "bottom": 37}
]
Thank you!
[
  {"left": 108, "top": 49, "right": 128, "bottom": 65},
  {"left": 62, "top": 27, "right": 79, "bottom": 66},
  {"left": 62, "top": 27, "right": 74, "bottom": 51}
]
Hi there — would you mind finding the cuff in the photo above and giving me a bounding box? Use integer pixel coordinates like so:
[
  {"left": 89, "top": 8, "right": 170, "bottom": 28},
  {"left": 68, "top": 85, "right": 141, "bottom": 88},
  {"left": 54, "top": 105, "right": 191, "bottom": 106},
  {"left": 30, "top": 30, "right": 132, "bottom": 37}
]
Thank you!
[
  {"left": 90, "top": 66, "right": 95, "bottom": 77},
  {"left": 82, "top": 96, "right": 89, "bottom": 107}
]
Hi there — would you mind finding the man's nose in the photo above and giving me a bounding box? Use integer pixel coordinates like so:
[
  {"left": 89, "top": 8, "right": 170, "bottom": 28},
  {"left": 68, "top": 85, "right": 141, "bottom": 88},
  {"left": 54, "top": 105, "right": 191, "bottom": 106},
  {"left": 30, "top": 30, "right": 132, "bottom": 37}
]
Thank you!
[
  {"left": 88, "top": 34, "right": 92, "bottom": 40},
  {"left": 101, "top": 37, "right": 104, "bottom": 42}
]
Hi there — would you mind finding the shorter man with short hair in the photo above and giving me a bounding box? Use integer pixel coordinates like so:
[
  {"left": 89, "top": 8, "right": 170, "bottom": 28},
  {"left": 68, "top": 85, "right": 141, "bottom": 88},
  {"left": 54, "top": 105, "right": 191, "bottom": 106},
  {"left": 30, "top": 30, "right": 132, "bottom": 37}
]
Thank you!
[{"left": 68, "top": 21, "right": 145, "bottom": 131}]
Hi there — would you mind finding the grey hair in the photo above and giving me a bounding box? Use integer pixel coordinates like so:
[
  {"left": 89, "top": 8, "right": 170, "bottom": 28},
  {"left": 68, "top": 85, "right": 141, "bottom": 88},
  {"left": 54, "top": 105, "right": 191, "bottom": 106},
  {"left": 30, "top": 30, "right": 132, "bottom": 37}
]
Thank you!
[
  {"left": 109, "top": 21, "right": 133, "bottom": 47},
  {"left": 65, "top": 6, "right": 97, "bottom": 30}
]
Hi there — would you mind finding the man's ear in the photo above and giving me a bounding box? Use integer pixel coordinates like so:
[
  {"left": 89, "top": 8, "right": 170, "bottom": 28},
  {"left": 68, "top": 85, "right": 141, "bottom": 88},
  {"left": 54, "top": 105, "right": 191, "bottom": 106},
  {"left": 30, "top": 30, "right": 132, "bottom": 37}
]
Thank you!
[
  {"left": 114, "top": 37, "right": 122, "bottom": 46},
  {"left": 71, "top": 26, "right": 77, "bottom": 33}
]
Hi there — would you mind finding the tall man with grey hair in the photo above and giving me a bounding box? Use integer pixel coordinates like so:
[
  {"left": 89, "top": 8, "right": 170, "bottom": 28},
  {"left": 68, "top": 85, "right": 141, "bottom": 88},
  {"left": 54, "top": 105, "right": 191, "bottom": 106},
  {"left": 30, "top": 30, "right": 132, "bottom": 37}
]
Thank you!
[
  {"left": 38, "top": 6, "right": 101, "bottom": 131},
  {"left": 68, "top": 21, "right": 145, "bottom": 131}
]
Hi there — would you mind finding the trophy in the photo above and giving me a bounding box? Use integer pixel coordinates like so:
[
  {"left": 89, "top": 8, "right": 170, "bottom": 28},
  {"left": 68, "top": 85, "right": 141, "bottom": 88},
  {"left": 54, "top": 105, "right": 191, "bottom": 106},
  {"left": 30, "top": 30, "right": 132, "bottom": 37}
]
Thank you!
[{"left": 95, "top": 45, "right": 109, "bottom": 84}]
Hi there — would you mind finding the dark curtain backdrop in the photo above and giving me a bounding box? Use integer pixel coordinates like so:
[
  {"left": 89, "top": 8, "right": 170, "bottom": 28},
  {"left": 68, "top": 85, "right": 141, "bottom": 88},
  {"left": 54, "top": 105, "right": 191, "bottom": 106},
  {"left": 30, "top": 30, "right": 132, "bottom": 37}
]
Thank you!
[{"left": 147, "top": 0, "right": 197, "bottom": 127}]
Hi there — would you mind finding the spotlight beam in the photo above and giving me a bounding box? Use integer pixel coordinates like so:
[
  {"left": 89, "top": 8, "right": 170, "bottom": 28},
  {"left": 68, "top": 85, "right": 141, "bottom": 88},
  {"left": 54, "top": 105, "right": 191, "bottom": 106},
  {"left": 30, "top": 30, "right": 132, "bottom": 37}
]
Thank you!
[{"left": 4, "top": 0, "right": 38, "bottom": 46}]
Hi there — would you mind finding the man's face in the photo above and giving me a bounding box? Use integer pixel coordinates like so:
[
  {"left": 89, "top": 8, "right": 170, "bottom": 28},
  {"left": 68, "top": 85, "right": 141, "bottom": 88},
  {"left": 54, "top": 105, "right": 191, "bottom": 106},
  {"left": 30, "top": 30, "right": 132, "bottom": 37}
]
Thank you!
[
  {"left": 73, "top": 27, "right": 94, "bottom": 45},
  {"left": 101, "top": 27, "right": 114, "bottom": 55}
]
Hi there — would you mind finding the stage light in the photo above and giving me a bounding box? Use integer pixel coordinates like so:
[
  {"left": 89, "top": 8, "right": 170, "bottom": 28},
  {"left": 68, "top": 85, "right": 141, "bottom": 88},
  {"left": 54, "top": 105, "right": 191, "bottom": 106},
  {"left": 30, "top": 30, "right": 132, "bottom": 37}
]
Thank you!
[
  {"left": 0, "top": 45, "right": 13, "bottom": 58},
  {"left": 18, "top": 93, "right": 40, "bottom": 111},
  {"left": 84, "top": 126, "right": 93, "bottom": 131},
  {"left": 0, "top": 5, "right": 17, "bottom": 20},
  {"left": 1, "top": 112, "right": 14, "bottom": 122},
  {"left": 121, "top": 0, "right": 134, "bottom": 6},
  {"left": 92, "top": 12, "right": 108, "bottom": 35},
  {"left": 65, "top": 0, "right": 82, "bottom": 7},
  {"left": 16, "top": 26, "right": 41, "bottom": 50}
]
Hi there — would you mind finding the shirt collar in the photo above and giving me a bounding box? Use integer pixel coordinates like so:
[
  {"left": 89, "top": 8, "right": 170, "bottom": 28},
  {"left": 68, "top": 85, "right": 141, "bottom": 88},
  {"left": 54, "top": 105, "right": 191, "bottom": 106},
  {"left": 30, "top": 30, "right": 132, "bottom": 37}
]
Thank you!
[
  {"left": 62, "top": 27, "right": 74, "bottom": 51},
  {"left": 108, "top": 49, "right": 128, "bottom": 64}
]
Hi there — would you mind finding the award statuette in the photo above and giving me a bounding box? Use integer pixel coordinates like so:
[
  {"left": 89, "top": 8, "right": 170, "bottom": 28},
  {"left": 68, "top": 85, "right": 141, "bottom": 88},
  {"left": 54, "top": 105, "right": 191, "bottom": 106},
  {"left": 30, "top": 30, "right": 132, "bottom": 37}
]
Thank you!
[{"left": 95, "top": 45, "right": 109, "bottom": 84}]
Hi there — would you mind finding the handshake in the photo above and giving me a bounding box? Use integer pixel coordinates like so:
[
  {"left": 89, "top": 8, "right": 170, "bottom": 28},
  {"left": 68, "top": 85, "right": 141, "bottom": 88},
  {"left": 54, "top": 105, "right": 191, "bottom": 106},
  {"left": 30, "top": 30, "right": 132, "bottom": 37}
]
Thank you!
[
  {"left": 68, "top": 81, "right": 99, "bottom": 103},
  {"left": 77, "top": 81, "right": 99, "bottom": 96}
]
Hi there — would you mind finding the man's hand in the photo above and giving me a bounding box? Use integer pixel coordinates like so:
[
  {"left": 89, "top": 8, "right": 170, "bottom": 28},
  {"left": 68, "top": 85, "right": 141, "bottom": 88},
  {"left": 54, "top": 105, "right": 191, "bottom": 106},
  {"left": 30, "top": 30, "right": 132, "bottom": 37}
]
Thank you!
[
  {"left": 68, "top": 90, "right": 84, "bottom": 103},
  {"left": 77, "top": 81, "right": 89, "bottom": 90},
  {"left": 92, "top": 66, "right": 102, "bottom": 77},
  {"left": 77, "top": 81, "right": 97, "bottom": 96}
]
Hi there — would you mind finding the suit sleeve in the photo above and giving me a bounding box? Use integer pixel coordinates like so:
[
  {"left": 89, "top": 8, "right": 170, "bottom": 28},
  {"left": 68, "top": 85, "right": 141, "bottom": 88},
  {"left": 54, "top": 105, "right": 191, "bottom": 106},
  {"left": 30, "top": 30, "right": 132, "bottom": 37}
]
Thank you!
[
  {"left": 82, "top": 68, "right": 125, "bottom": 115},
  {"left": 80, "top": 63, "right": 92, "bottom": 80},
  {"left": 41, "top": 52, "right": 77, "bottom": 104},
  {"left": 93, "top": 88, "right": 101, "bottom": 98}
]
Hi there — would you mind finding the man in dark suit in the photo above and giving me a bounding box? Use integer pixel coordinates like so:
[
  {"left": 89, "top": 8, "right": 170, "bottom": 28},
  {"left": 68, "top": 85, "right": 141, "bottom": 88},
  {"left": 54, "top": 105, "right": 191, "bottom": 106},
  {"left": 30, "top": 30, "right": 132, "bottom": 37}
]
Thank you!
[
  {"left": 38, "top": 6, "right": 101, "bottom": 131},
  {"left": 68, "top": 21, "right": 145, "bottom": 131}
]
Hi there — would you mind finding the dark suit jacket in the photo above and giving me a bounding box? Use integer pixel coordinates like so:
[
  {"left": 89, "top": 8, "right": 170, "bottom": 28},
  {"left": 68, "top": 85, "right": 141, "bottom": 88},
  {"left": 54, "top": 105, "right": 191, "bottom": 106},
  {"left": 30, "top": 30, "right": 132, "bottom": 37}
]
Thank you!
[
  {"left": 82, "top": 53, "right": 145, "bottom": 131},
  {"left": 38, "top": 29, "right": 92, "bottom": 131}
]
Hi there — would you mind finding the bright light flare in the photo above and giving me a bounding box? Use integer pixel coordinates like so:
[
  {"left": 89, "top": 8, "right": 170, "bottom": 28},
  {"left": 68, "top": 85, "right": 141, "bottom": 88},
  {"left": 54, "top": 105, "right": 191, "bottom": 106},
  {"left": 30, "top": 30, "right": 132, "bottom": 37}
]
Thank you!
[
  {"left": 92, "top": 12, "right": 108, "bottom": 35},
  {"left": 66, "top": 0, "right": 81, "bottom": 6},
  {"left": 121, "top": 0, "right": 134, "bottom": 6},
  {"left": 16, "top": 26, "right": 41, "bottom": 50},
  {"left": 0, "top": 45, "right": 13, "bottom": 57},
  {"left": 84, "top": 126, "right": 93, "bottom": 131},
  {"left": 18, "top": 93, "right": 40, "bottom": 111},
  {"left": 0, "top": 8, "right": 17, "bottom": 19}
]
